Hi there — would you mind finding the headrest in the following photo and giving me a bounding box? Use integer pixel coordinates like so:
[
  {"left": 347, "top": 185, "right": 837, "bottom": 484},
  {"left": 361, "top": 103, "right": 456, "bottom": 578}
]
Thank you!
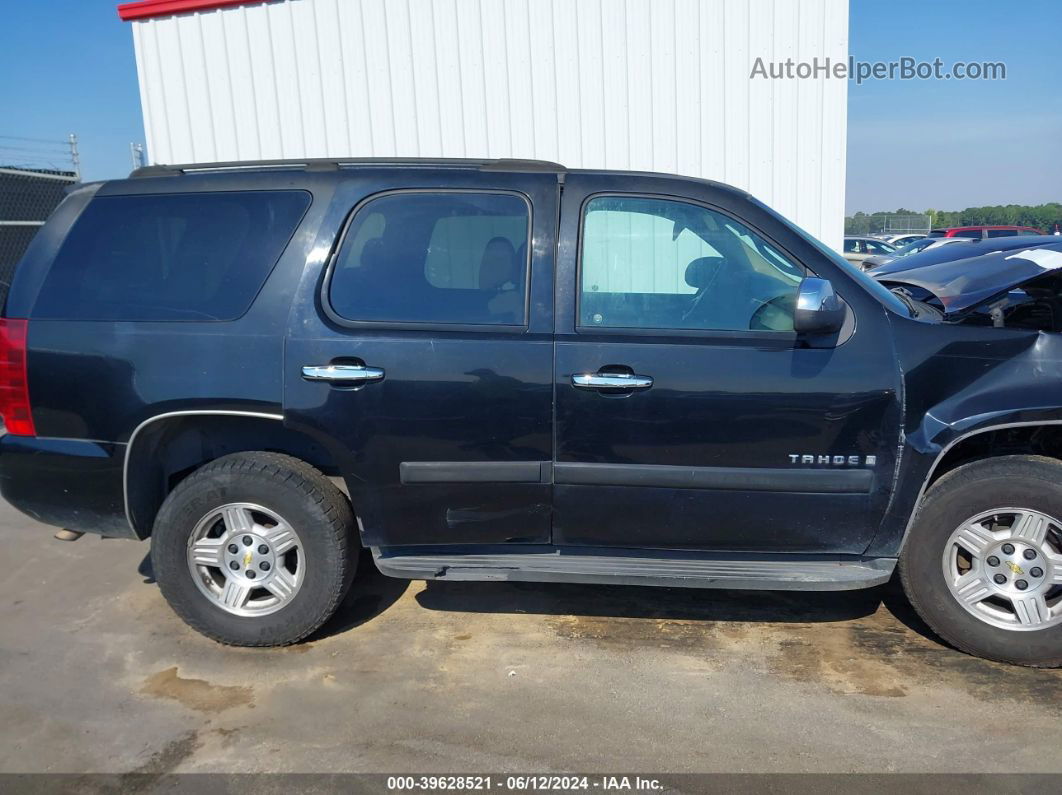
[
  {"left": 684, "top": 256, "right": 725, "bottom": 289},
  {"left": 359, "top": 237, "right": 387, "bottom": 269},
  {"left": 479, "top": 237, "right": 518, "bottom": 289}
]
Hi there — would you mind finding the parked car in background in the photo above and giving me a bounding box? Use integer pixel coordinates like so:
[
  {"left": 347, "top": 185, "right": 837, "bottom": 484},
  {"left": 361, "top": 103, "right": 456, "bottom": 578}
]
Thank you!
[
  {"left": 842, "top": 236, "right": 896, "bottom": 269},
  {"left": 861, "top": 236, "right": 976, "bottom": 270},
  {"left": 929, "top": 225, "right": 1043, "bottom": 239},
  {"left": 871, "top": 235, "right": 1062, "bottom": 278},
  {"left": 871, "top": 233, "right": 927, "bottom": 247}
]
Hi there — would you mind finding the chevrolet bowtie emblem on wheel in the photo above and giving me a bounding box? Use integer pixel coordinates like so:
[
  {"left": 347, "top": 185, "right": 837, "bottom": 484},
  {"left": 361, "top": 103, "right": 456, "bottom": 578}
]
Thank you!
[
  {"left": 1005, "top": 561, "right": 1024, "bottom": 575},
  {"left": 788, "top": 454, "right": 877, "bottom": 466},
  {"left": 243, "top": 551, "right": 253, "bottom": 567}
]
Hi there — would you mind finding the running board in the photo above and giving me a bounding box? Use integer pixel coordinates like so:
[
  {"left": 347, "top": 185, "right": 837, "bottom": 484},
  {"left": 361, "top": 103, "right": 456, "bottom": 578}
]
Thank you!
[{"left": 372, "top": 546, "right": 896, "bottom": 591}]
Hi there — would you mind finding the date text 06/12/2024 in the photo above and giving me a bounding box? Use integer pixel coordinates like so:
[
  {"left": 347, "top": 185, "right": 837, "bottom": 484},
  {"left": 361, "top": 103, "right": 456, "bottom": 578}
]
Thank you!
[{"left": 385, "top": 776, "right": 665, "bottom": 791}]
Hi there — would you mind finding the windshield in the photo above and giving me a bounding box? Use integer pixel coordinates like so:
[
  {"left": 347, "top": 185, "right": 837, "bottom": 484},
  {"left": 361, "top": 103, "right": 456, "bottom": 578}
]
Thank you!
[{"left": 751, "top": 198, "right": 912, "bottom": 317}]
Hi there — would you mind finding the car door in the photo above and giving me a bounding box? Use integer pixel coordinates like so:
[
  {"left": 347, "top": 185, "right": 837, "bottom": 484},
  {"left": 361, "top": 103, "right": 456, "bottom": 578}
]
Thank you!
[
  {"left": 552, "top": 172, "right": 902, "bottom": 554},
  {"left": 284, "top": 168, "right": 557, "bottom": 548}
]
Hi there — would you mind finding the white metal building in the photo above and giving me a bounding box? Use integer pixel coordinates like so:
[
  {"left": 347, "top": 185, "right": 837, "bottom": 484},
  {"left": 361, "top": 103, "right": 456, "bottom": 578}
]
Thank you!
[{"left": 119, "top": 0, "right": 848, "bottom": 246}]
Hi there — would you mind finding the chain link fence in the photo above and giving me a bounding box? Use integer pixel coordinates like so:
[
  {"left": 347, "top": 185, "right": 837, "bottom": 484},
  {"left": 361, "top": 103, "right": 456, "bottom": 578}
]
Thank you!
[
  {"left": 845, "top": 214, "right": 932, "bottom": 237},
  {"left": 0, "top": 135, "right": 79, "bottom": 299}
]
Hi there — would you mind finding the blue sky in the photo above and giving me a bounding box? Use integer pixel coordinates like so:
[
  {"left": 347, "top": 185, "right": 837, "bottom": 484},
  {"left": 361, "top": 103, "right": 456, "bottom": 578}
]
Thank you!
[
  {"left": 848, "top": 0, "right": 1062, "bottom": 213},
  {"left": 2, "top": 0, "right": 1059, "bottom": 214},
  {"left": 1, "top": 2, "right": 143, "bottom": 181}
]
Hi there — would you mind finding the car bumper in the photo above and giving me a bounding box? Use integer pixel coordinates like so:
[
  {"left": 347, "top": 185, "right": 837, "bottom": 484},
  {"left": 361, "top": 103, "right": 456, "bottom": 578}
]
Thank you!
[{"left": 0, "top": 435, "right": 134, "bottom": 538}]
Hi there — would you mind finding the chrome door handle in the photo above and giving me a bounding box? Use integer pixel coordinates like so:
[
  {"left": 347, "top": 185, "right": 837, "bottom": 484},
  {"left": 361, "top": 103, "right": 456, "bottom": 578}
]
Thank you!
[
  {"left": 572, "top": 372, "right": 653, "bottom": 390},
  {"left": 301, "top": 364, "right": 385, "bottom": 384}
]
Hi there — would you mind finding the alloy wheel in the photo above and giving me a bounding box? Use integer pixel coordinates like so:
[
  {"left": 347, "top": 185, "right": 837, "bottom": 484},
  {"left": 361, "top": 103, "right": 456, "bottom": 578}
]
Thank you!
[
  {"left": 942, "top": 508, "right": 1062, "bottom": 631},
  {"left": 185, "top": 502, "right": 304, "bottom": 617}
]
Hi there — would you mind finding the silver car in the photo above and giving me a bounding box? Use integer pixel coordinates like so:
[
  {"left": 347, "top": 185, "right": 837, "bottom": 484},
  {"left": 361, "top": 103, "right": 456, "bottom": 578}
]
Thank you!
[
  {"left": 842, "top": 236, "right": 897, "bottom": 269},
  {"left": 862, "top": 236, "right": 977, "bottom": 270},
  {"left": 871, "top": 233, "right": 928, "bottom": 247}
]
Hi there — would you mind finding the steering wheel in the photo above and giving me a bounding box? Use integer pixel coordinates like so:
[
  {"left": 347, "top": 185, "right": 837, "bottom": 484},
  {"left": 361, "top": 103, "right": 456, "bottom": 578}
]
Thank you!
[{"left": 749, "top": 293, "right": 796, "bottom": 331}]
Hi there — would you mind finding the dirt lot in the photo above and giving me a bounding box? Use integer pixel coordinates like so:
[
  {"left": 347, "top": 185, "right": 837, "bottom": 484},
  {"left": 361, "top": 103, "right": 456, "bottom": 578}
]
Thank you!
[{"left": 1, "top": 499, "right": 1059, "bottom": 775}]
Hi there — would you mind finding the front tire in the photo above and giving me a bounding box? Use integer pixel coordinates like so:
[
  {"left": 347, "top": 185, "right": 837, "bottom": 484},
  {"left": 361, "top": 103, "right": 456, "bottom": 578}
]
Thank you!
[
  {"left": 900, "top": 455, "right": 1062, "bottom": 667},
  {"left": 151, "top": 452, "right": 356, "bottom": 646}
]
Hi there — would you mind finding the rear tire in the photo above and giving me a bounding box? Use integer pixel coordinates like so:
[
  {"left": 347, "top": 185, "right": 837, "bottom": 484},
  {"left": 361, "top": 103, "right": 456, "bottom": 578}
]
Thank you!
[
  {"left": 151, "top": 452, "right": 356, "bottom": 646},
  {"left": 900, "top": 455, "right": 1062, "bottom": 667}
]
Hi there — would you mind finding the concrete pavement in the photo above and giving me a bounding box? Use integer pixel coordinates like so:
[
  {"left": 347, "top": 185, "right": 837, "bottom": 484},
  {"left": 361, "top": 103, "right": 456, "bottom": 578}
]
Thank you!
[{"left": 0, "top": 500, "right": 1059, "bottom": 774}]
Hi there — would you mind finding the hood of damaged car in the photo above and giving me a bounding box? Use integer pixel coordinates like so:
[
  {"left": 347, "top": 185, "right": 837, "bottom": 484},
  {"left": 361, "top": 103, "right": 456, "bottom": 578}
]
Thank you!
[{"left": 874, "top": 242, "right": 1062, "bottom": 316}]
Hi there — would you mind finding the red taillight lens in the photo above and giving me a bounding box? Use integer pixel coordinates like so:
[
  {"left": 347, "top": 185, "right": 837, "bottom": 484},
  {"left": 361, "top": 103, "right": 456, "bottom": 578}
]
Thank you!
[{"left": 0, "top": 319, "right": 35, "bottom": 436}]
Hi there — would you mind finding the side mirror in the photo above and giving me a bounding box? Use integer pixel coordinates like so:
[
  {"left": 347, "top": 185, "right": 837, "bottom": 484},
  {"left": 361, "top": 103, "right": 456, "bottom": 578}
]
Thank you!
[{"left": 794, "top": 277, "right": 845, "bottom": 335}]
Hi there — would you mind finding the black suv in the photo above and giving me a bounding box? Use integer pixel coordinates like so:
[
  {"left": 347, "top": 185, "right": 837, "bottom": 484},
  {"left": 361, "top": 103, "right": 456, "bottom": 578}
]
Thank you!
[{"left": 4, "top": 159, "right": 1062, "bottom": 667}]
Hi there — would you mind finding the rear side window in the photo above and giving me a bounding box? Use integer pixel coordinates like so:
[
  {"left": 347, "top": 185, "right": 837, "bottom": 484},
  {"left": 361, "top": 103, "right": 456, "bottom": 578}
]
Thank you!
[
  {"left": 328, "top": 192, "right": 530, "bottom": 326},
  {"left": 987, "top": 228, "right": 1018, "bottom": 238},
  {"left": 32, "top": 191, "right": 310, "bottom": 321}
]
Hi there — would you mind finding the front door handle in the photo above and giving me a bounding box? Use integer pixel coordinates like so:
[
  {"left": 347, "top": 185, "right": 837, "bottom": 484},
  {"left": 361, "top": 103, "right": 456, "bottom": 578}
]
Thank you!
[
  {"left": 572, "top": 372, "right": 653, "bottom": 390},
  {"left": 301, "top": 364, "right": 385, "bottom": 385}
]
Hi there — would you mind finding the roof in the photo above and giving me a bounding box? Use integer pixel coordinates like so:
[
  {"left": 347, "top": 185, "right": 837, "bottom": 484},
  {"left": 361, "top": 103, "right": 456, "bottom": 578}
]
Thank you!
[
  {"left": 129, "top": 157, "right": 568, "bottom": 178},
  {"left": 118, "top": 0, "right": 256, "bottom": 21}
]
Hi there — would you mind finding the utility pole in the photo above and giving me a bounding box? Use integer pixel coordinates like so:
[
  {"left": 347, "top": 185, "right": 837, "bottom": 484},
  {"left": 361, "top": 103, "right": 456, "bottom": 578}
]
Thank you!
[
  {"left": 129, "top": 142, "right": 145, "bottom": 170},
  {"left": 68, "top": 133, "right": 81, "bottom": 180}
]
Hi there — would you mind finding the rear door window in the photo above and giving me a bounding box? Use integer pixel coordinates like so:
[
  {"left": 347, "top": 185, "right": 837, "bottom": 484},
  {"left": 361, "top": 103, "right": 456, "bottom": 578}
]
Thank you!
[
  {"left": 32, "top": 191, "right": 310, "bottom": 321},
  {"left": 987, "top": 228, "right": 1018, "bottom": 238},
  {"left": 327, "top": 191, "right": 530, "bottom": 326}
]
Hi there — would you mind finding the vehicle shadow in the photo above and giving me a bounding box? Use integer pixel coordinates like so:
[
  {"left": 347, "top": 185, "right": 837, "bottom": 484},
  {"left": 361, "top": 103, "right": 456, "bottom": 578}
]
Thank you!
[
  {"left": 139, "top": 544, "right": 941, "bottom": 644},
  {"left": 877, "top": 575, "right": 945, "bottom": 644},
  {"left": 414, "top": 575, "right": 888, "bottom": 626},
  {"left": 309, "top": 553, "right": 410, "bottom": 641},
  {"left": 138, "top": 549, "right": 410, "bottom": 640},
  {"left": 137, "top": 551, "right": 155, "bottom": 583}
]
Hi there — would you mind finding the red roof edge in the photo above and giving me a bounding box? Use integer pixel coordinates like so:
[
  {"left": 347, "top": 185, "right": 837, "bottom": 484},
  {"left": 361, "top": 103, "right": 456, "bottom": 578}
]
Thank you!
[{"left": 117, "top": 0, "right": 259, "bottom": 21}]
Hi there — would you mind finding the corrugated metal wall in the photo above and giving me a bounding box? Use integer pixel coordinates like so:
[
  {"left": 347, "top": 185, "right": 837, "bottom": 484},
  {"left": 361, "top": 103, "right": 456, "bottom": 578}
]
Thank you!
[{"left": 130, "top": 0, "right": 848, "bottom": 246}]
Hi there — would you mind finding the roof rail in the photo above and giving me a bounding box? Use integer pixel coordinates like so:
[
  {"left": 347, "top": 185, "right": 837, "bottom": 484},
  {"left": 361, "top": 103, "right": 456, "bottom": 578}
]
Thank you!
[{"left": 130, "top": 157, "right": 566, "bottom": 178}]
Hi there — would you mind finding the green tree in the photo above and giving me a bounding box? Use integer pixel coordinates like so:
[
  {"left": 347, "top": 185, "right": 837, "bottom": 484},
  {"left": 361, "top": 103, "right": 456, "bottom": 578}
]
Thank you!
[{"left": 846, "top": 202, "right": 1062, "bottom": 235}]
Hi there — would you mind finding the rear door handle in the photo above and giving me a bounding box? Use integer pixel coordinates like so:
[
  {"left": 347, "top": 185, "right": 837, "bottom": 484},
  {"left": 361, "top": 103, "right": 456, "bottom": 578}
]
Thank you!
[
  {"left": 301, "top": 364, "right": 385, "bottom": 385},
  {"left": 572, "top": 372, "right": 653, "bottom": 390}
]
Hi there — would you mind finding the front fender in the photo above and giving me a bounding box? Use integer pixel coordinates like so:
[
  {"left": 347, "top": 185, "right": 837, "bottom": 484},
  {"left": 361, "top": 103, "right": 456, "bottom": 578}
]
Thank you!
[{"left": 867, "top": 322, "right": 1062, "bottom": 556}]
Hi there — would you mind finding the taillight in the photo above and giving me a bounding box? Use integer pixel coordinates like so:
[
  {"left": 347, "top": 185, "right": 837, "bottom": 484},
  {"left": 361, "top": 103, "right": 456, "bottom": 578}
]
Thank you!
[{"left": 0, "top": 318, "right": 35, "bottom": 436}]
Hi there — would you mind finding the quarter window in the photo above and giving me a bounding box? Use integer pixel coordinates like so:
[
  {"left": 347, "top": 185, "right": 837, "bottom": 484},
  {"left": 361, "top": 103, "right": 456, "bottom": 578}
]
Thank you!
[
  {"left": 328, "top": 192, "right": 529, "bottom": 326},
  {"left": 579, "top": 196, "right": 803, "bottom": 332},
  {"left": 33, "top": 191, "right": 310, "bottom": 321}
]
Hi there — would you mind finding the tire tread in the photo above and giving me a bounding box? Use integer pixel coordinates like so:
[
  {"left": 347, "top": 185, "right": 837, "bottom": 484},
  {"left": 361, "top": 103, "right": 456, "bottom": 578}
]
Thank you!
[
  {"left": 900, "top": 454, "right": 1062, "bottom": 668},
  {"left": 151, "top": 452, "right": 355, "bottom": 647}
]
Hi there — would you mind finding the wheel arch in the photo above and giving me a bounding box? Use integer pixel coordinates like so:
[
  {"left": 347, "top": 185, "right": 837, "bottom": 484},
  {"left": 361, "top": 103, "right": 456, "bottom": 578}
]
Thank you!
[
  {"left": 124, "top": 411, "right": 353, "bottom": 539},
  {"left": 896, "top": 419, "right": 1062, "bottom": 553}
]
